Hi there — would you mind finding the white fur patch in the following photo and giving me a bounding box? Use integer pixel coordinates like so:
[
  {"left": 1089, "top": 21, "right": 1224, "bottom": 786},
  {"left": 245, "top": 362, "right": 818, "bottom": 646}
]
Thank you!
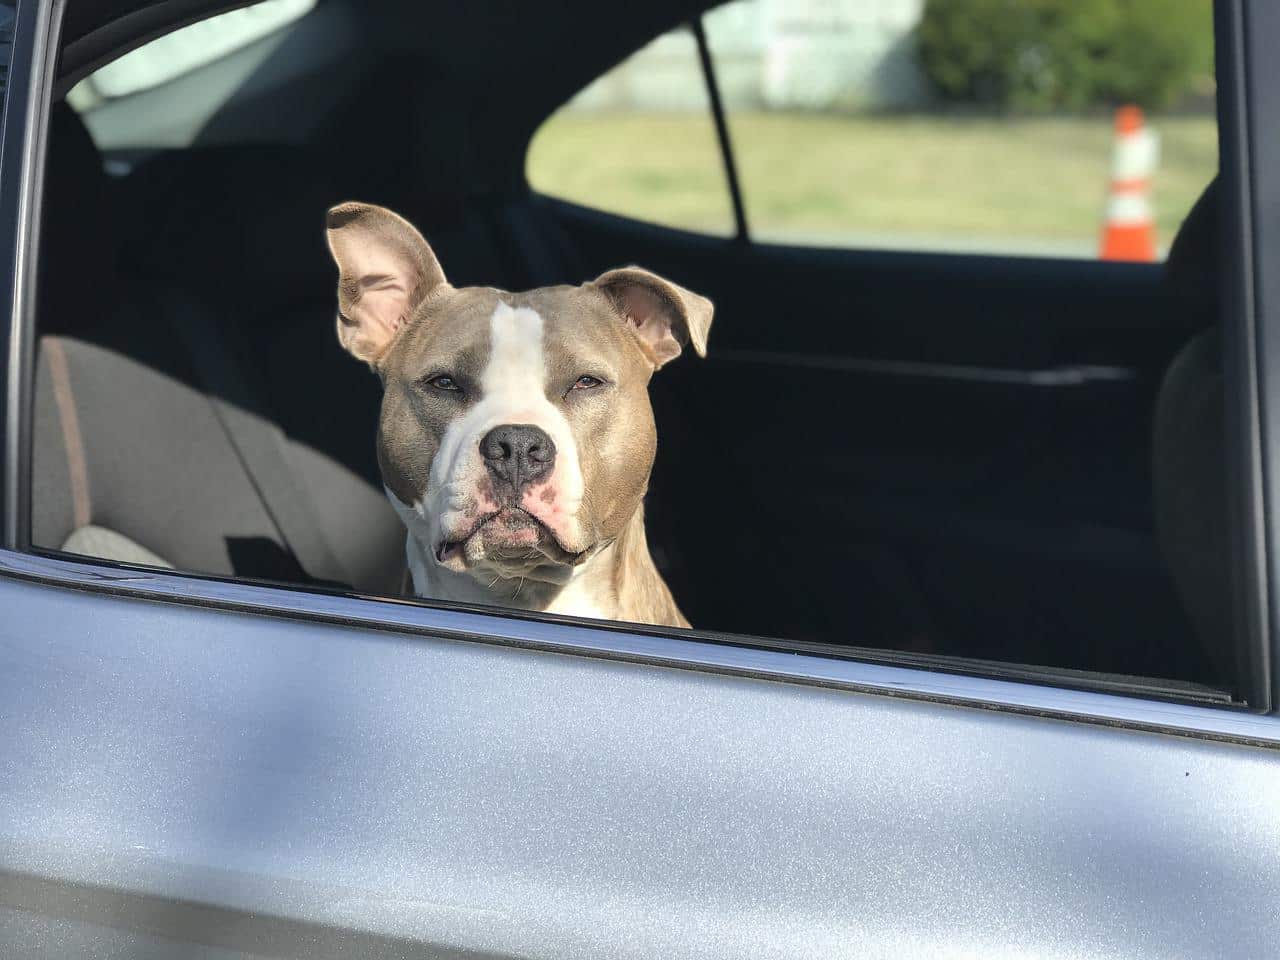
[
  {"left": 482, "top": 302, "right": 552, "bottom": 426},
  {"left": 430, "top": 302, "right": 583, "bottom": 510},
  {"left": 545, "top": 571, "right": 611, "bottom": 621},
  {"left": 480, "top": 303, "right": 584, "bottom": 515}
]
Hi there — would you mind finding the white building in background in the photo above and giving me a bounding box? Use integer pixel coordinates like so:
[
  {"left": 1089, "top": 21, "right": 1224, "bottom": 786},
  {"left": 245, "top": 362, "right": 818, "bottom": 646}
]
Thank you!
[{"left": 566, "top": 0, "right": 930, "bottom": 113}]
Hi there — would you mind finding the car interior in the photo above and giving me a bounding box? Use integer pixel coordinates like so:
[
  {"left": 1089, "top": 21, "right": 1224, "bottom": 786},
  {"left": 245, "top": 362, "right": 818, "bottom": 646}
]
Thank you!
[{"left": 28, "top": 0, "right": 1234, "bottom": 698}]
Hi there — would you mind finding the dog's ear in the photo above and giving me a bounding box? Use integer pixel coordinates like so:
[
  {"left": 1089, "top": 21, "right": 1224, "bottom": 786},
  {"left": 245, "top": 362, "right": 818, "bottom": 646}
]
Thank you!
[
  {"left": 592, "top": 266, "right": 713, "bottom": 369},
  {"left": 325, "top": 202, "right": 447, "bottom": 366}
]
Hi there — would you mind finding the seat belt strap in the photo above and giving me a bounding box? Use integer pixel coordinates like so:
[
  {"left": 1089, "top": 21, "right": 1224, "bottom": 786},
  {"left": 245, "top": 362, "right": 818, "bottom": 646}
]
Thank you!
[{"left": 165, "top": 292, "right": 352, "bottom": 588}]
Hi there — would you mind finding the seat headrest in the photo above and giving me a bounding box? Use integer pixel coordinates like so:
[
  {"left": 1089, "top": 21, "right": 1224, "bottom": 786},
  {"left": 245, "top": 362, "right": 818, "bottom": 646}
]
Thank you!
[
  {"left": 1153, "top": 174, "right": 1231, "bottom": 685},
  {"left": 1152, "top": 326, "right": 1231, "bottom": 685},
  {"left": 1163, "top": 176, "right": 1219, "bottom": 306}
]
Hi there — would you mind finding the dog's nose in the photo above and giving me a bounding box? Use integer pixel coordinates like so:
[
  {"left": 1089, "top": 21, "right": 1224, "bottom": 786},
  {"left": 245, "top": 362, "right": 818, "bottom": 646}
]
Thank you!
[{"left": 480, "top": 424, "right": 556, "bottom": 493}]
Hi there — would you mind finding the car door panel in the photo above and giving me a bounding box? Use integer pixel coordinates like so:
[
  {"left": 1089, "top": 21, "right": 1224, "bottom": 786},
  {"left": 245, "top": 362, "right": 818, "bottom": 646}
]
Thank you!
[{"left": 0, "top": 571, "right": 1277, "bottom": 958}]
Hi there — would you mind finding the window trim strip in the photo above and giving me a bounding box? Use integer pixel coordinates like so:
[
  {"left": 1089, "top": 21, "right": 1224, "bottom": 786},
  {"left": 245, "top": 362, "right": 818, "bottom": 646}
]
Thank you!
[
  {"left": 1234, "top": 0, "right": 1280, "bottom": 711},
  {"left": 1, "top": 0, "right": 62, "bottom": 551},
  {"left": 691, "top": 16, "right": 748, "bottom": 243},
  {"left": 2, "top": 547, "right": 1278, "bottom": 749}
]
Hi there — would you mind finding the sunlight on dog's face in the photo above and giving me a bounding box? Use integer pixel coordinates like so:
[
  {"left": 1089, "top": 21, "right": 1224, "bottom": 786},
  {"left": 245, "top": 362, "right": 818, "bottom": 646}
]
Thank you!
[
  {"left": 377, "top": 286, "right": 658, "bottom": 586},
  {"left": 325, "top": 202, "right": 712, "bottom": 589}
]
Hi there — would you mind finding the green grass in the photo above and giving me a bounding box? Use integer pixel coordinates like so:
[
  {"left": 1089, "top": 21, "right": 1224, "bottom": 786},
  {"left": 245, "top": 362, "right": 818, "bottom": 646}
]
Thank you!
[{"left": 528, "top": 111, "right": 1218, "bottom": 255}]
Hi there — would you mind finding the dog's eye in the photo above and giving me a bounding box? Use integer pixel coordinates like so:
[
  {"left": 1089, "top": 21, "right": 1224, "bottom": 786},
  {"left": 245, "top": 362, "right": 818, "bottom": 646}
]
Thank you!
[
  {"left": 572, "top": 375, "right": 604, "bottom": 390},
  {"left": 424, "top": 374, "right": 460, "bottom": 392}
]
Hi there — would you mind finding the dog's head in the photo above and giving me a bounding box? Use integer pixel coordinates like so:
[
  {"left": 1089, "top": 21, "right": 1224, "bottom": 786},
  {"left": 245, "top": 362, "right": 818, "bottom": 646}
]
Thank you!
[{"left": 326, "top": 201, "right": 713, "bottom": 587}]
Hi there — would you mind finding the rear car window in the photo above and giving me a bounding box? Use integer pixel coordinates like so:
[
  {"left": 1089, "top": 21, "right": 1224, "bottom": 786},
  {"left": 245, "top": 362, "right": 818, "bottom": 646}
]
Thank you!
[
  {"left": 67, "top": 0, "right": 315, "bottom": 106},
  {"left": 530, "top": 0, "right": 1217, "bottom": 261},
  {"left": 528, "top": 25, "right": 736, "bottom": 237},
  {"left": 64, "top": 0, "right": 321, "bottom": 151}
]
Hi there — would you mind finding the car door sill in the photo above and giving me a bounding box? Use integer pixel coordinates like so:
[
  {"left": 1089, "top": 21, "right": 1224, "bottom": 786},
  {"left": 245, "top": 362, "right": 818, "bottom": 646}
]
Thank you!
[{"left": 1, "top": 547, "right": 1275, "bottom": 749}]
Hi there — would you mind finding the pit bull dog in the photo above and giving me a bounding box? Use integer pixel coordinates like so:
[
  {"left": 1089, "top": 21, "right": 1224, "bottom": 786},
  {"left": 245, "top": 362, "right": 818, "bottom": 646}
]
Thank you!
[{"left": 326, "top": 202, "right": 713, "bottom": 627}]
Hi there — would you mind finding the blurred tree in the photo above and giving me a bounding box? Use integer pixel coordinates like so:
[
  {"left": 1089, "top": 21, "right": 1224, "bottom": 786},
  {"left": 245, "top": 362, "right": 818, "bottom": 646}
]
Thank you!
[{"left": 917, "top": 0, "right": 1214, "bottom": 111}]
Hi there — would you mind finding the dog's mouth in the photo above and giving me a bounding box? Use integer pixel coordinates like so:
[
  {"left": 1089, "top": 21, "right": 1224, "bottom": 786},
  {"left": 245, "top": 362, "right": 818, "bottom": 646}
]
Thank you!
[{"left": 435, "top": 507, "right": 583, "bottom": 568}]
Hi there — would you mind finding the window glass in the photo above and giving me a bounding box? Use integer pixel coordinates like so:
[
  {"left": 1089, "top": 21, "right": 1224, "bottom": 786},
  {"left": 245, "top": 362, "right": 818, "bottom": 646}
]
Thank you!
[
  {"left": 526, "top": 26, "right": 735, "bottom": 237},
  {"left": 702, "top": 0, "right": 1216, "bottom": 259},
  {"left": 66, "top": 0, "right": 314, "bottom": 109},
  {"left": 531, "top": 1, "right": 1218, "bottom": 260}
]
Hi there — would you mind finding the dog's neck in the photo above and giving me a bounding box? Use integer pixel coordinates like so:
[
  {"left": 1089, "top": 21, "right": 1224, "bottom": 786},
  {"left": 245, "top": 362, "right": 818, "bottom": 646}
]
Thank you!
[{"left": 405, "top": 506, "right": 688, "bottom": 627}]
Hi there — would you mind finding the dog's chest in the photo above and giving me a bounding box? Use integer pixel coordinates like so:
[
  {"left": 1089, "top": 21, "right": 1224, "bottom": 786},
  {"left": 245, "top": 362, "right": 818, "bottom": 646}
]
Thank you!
[{"left": 543, "top": 573, "right": 613, "bottom": 621}]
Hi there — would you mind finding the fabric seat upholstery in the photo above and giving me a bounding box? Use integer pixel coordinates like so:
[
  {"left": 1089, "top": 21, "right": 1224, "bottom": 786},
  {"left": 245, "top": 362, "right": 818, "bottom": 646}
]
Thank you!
[{"left": 32, "top": 102, "right": 406, "bottom": 593}]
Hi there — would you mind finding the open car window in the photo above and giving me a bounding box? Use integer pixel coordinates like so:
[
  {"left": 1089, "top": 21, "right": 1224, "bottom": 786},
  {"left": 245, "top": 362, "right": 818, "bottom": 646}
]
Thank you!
[
  {"left": 528, "top": 25, "right": 736, "bottom": 236},
  {"left": 10, "top": 0, "right": 1260, "bottom": 711}
]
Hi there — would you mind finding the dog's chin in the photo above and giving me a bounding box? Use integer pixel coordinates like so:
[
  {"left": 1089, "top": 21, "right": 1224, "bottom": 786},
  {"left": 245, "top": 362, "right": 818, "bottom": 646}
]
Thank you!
[{"left": 434, "top": 508, "right": 585, "bottom": 583}]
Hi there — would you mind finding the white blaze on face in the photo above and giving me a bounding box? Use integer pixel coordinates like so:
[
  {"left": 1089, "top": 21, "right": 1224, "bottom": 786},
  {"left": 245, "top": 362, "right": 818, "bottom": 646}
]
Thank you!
[{"left": 422, "top": 300, "right": 585, "bottom": 554}]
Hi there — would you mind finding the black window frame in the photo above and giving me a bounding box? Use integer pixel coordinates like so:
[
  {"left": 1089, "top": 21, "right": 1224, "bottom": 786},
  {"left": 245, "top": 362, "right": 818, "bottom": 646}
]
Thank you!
[
  {"left": 0, "top": 0, "right": 1274, "bottom": 726},
  {"left": 1224, "top": 0, "right": 1280, "bottom": 710}
]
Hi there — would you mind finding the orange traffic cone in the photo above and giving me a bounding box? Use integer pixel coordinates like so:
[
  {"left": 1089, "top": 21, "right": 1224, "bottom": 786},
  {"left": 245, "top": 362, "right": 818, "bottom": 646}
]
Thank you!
[{"left": 1100, "top": 105, "right": 1159, "bottom": 262}]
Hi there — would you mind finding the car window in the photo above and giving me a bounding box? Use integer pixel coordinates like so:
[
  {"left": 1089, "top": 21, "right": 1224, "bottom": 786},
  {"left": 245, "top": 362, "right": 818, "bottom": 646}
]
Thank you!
[
  {"left": 532, "top": 0, "right": 1217, "bottom": 261},
  {"left": 66, "top": 0, "right": 315, "bottom": 107},
  {"left": 527, "top": 25, "right": 736, "bottom": 237},
  {"left": 62, "top": 0, "right": 325, "bottom": 152},
  {"left": 18, "top": 0, "right": 1251, "bottom": 707}
]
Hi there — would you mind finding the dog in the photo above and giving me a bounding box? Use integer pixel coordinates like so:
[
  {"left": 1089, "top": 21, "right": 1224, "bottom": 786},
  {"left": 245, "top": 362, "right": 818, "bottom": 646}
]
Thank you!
[{"left": 325, "top": 202, "right": 713, "bottom": 627}]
